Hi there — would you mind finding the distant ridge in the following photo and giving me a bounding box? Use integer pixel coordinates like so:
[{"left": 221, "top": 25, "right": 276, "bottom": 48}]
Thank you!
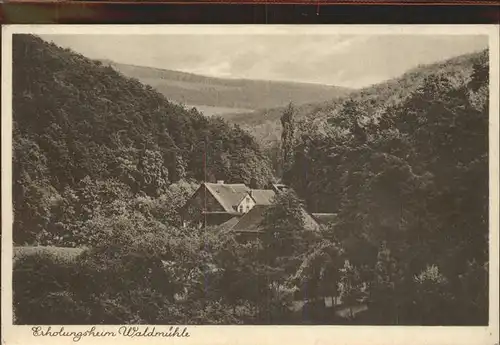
[
  {"left": 223, "top": 49, "right": 489, "bottom": 146},
  {"left": 100, "top": 59, "right": 341, "bottom": 88},
  {"left": 100, "top": 59, "right": 352, "bottom": 115}
]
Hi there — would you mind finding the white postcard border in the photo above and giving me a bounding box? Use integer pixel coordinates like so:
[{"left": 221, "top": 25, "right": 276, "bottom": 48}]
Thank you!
[{"left": 2, "top": 24, "right": 499, "bottom": 345}]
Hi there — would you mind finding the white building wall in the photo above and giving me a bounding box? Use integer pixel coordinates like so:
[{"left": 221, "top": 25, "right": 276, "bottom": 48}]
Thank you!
[{"left": 237, "top": 194, "right": 256, "bottom": 213}]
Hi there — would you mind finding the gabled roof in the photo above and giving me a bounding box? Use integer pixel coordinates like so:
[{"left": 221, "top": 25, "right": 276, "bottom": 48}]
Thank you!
[
  {"left": 249, "top": 189, "right": 276, "bottom": 206},
  {"left": 204, "top": 183, "right": 250, "bottom": 213},
  {"left": 218, "top": 216, "right": 242, "bottom": 233},
  {"left": 231, "top": 205, "right": 269, "bottom": 233},
  {"left": 229, "top": 205, "right": 320, "bottom": 233},
  {"left": 311, "top": 213, "right": 337, "bottom": 225},
  {"left": 271, "top": 184, "right": 289, "bottom": 194}
]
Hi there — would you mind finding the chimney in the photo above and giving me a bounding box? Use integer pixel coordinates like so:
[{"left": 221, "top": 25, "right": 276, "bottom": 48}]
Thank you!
[{"left": 217, "top": 180, "right": 224, "bottom": 184}]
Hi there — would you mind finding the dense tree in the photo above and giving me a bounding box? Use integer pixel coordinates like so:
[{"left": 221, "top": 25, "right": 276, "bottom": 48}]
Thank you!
[
  {"left": 12, "top": 35, "right": 490, "bottom": 326},
  {"left": 337, "top": 260, "right": 367, "bottom": 320},
  {"left": 280, "top": 102, "right": 296, "bottom": 181},
  {"left": 260, "top": 190, "right": 310, "bottom": 271},
  {"left": 12, "top": 34, "right": 273, "bottom": 245},
  {"left": 284, "top": 49, "right": 489, "bottom": 325}
]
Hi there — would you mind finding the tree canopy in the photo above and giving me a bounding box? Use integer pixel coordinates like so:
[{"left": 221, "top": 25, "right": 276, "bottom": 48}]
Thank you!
[
  {"left": 282, "top": 49, "right": 489, "bottom": 325},
  {"left": 12, "top": 34, "right": 273, "bottom": 245},
  {"left": 12, "top": 35, "right": 490, "bottom": 326}
]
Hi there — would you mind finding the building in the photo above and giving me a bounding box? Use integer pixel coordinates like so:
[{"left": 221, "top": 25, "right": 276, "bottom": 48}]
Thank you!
[
  {"left": 311, "top": 213, "right": 337, "bottom": 226},
  {"left": 221, "top": 204, "right": 322, "bottom": 241},
  {"left": 179, "top": 180, "right": 276, "bottom": 228},
  {"left": 180, "top": 181, "right": 336, "bottom": 239}
]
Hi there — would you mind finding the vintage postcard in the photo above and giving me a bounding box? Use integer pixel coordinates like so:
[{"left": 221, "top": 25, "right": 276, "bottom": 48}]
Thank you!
[{"left": 1, "top": 24, "right": 499, "bottom": 345}]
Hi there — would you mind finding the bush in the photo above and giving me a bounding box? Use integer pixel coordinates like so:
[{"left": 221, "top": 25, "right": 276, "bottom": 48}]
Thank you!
[{"left": 13, "top": 248, "right": 88, "bottom": 324}]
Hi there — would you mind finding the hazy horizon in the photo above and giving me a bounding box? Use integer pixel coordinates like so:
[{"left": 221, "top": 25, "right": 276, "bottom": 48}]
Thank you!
[{"left": 39, "top": 34, "right": 488, "bottom": 88}]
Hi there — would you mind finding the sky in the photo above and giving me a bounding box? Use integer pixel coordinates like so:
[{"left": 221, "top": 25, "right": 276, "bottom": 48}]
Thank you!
[{"left": 40, "top": 34, "right": 488, "bottom": 89}]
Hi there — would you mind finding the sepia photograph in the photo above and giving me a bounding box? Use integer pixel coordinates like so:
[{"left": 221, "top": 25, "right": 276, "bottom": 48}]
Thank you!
[{"left": 1, "top": 24, "right": 499, "bottom": 345}]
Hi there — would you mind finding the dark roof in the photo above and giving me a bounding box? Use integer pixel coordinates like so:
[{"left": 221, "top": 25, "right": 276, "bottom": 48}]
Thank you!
[
  {"left": 204, "top": 183, "right": 250, "bottom": 213},
  {"left": 311, "top": 213, "right": 337, "bottom": 225},
  {"left": 230, "top": 205, "right": 320, "bottom": 233},
  {"left": 218, "top": 216, "right": 243, "bottom": 232},
  {"left": 203, "top": 211, "right": 241, "bottom": 215},
  {"left": 13, "top": 246, "right": 85, "bottom": 264},
  {"left": 272, "top": 184, "right": 289, "bottom": 193},
  {"left": 231, "top": 205, "right": 269, "bottom": 232},
  {"left": 250, "top": 189, "right": 276, "bottom": 205}
]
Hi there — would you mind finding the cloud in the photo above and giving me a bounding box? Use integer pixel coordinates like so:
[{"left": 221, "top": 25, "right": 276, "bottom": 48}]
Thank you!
[
  {"left": 190, "top": 61, "right": 233, "bottom": 78},
  {"left": 39, "top": 33, "right": 488, "bottom": 88}
]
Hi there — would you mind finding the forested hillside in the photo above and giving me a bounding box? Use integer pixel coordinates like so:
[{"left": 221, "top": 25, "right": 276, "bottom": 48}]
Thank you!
[
  {"left": 278, "top": 48, "right": 490, "bottom": 324},
  {"left": 101, "top": 60, "right": 351, "bottom": 116},
  {"left": 12, "top": 35, "right": 490, "bottom": 326},
  {"left": 227, "top": 50, "right": 488, "bottom": 147},
  {"left": 12, "top": 34, "right": 273, "bottom": 246}
]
